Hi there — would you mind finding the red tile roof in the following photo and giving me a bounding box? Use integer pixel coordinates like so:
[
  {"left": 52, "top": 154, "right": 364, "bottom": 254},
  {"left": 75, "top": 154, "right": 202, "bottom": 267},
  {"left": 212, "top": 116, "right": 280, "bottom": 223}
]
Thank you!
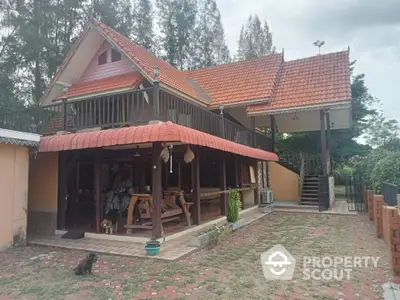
[
  {"left": 93, "top": 20, "right": 205, "bottom": 104},
  {"left": 56, "top": 72, "right": 143, "bottom": 99},
  {"left": 185, "top": 54, "right": 283, "bottom": 106},
  {"left": 39, "top": 122, "right": 278, "bottom": 161},
  {"left": 248, "top": 51, "right": 351, "bottom": 114}
]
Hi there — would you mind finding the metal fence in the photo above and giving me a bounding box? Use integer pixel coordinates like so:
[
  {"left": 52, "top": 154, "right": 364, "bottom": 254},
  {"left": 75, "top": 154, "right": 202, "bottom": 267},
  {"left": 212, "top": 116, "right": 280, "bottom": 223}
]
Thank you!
[
  {"left": 382, "top": 182, "right": 398, "bottom": 206},
  {"left": 345, "top": 175, "right": 367, "bottom": 212}
]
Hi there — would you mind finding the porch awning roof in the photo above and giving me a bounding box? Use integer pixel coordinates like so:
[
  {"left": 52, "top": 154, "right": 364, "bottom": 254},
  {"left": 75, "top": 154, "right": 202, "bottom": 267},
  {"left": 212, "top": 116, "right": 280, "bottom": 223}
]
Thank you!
[{"left": 39, "top": 121, "right": 278, "bottom": 161}]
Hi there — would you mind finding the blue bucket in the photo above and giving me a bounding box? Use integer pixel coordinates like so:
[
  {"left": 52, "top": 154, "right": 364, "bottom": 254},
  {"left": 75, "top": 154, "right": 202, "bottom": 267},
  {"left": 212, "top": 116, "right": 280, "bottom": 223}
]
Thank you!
[{"left": 145, "top": 244, "right": 160, "bottom": 256}]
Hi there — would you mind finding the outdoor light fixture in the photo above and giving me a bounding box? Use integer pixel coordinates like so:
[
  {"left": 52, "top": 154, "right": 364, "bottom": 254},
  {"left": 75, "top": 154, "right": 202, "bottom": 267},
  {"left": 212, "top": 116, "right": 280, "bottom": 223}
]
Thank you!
[
  {"left": 153, "top": 65, "right": 160, "bottom": 81},
  {"left": 61, "top": 86, "right": 69, "bottom": 94},
  {"left": 219, "top": 105, "right": 224, "bottom": 115},
  {"left": 184, "top": 146, "right": 195, "bottom": 163},
  {"left": 160, "top": 145, "right": 170, "bottom": 163},
  {"left": 134, "top": 146, "right": 141, "bottom": 157}
]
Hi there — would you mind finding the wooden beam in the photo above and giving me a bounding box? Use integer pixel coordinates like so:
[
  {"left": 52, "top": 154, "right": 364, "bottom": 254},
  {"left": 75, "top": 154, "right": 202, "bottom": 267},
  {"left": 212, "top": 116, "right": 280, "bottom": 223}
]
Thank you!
[
  {"left": 192, "top": 148, "right": 201, "bottom": 225},
  {"left": 95, "top": 149, "right": 103, "bottom": 233},
  {"left": 320, "top": 110, "right": 328, "bottom": 176},
  {"left": 57, "top": 152, "right": 68, "bottom": 230},
  {"left": 151, "top": 142, "right": 163, "bottom": 238},
  {"left": 271, "top": 115, "right": 276, "bottom": 152},
  {"left": 219, "top": 153, "right": 227, "bottom": 215}
]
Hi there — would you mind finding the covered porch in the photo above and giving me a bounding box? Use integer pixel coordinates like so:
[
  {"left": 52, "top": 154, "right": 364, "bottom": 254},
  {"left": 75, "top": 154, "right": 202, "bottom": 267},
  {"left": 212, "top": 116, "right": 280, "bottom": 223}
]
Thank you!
[
  {"left": 27, "top": 122, "right": 277, "bottom": 240},
  {"left": 249, "top": 102, "right": 352, "bottom": 210}
]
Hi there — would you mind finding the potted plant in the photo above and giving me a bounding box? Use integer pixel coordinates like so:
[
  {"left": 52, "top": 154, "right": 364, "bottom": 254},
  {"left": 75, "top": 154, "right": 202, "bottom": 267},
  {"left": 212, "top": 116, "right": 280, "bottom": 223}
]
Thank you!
[
  {"left": 227, "top": 189, "right": 245, "bottom": 231},
  {"left": 144, "top": 237, "right": 161, "bottom": 256}
]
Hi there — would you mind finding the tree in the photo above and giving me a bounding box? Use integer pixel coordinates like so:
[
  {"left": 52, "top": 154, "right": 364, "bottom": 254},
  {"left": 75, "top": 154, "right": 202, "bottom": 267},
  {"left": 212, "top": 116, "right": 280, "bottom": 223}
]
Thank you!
[
  {"left": 90, "top": 0, "right": 133, "bottom": 37},
  {"left": 132, "top": 0, "right": 154, "bottom": 51},
  {"left": 191, "top": 0, "right": 230, "bottom": 68},
  {"left": 365, "top": 112, "right": 399, "bottom": 148},
  {"left": 156, "top": 0, "right": 197, "bottom": 69},
  {"left": 237, "top": 14, "right": 275, "bottom": 61}
]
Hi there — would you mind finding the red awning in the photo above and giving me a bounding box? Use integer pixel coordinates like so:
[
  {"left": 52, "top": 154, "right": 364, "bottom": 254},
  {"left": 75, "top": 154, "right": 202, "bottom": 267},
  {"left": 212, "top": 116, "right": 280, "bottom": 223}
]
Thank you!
[{"left": 39, "top": 122, "right": 278, "bottom": 161}]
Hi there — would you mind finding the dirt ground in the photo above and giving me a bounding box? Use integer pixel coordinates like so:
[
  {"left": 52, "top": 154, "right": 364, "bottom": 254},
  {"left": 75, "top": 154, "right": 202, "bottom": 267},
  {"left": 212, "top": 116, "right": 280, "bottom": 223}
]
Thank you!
[{"left": 0, "top": 212, "right": 394, "bottom": 299}]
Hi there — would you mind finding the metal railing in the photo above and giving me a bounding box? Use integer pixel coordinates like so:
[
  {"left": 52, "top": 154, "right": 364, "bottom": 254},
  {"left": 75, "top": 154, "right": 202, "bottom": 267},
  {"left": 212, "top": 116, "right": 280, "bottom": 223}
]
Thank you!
[
  {"left": 0, "top": 87, "right": 272, "bottom": 150},
  {"left": 383, "top": 182, "right": 398, "bottom": 206}
]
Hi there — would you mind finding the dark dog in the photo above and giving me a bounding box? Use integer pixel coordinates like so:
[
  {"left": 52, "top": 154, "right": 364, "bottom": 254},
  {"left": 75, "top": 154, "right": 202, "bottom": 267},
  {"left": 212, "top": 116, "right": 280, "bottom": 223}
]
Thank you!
[
  {"left": 74, "top": 253, "right": 98, "bottom": 275},
  {"left": 101, "top": 209, "right": 120, "bottom": 234}
]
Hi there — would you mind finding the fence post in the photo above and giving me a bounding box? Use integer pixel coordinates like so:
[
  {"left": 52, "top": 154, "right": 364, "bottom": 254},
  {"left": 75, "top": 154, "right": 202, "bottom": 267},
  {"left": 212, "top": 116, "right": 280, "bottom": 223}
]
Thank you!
[{"left": 374, "top": 195, "right": 385, "bottom": 238}]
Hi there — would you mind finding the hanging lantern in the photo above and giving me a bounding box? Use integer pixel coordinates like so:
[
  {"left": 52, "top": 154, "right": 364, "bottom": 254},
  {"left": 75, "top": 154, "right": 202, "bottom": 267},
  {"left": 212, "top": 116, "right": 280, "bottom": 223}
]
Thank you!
[
  {"left": 160, "top": 145, "right": 170, "bottom": 163},
  {"left": 184, "top": 146, "right": 195, "bottom": 163}
]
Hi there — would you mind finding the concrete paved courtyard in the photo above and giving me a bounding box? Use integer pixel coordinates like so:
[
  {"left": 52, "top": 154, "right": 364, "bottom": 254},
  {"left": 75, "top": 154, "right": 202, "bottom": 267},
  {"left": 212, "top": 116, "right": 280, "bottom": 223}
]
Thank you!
[{"left": 0, "top": 212, "right": 395, "bottom": 299}]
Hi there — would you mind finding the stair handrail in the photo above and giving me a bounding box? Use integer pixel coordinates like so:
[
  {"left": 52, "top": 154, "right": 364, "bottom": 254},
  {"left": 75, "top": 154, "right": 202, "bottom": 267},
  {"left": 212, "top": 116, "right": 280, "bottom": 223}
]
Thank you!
[{"left": 299, "top": 151, "right": 305, "bottom": 201}]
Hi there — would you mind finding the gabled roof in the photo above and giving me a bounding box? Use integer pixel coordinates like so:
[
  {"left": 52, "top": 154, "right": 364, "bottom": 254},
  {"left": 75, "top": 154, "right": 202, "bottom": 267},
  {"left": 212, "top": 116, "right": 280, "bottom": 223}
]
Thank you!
[
  {"left": 57, "top": 72, "right": 143, "bottom": 100},
  {"left": 93, "top": 20, "right": 206, "bottom": 104},
  {"left": 248, "top": 51, "right": 351, "bottom": 114},
  {"left": 185, "top": 53, "right": 283, "bottom": 107},
  {"left": 40, "top": 19, "right": 351, "bottom": 116}
]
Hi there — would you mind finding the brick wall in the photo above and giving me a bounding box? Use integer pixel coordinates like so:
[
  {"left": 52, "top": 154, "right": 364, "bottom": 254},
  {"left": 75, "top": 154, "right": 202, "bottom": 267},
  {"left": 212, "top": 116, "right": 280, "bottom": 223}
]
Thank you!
[
  {"left": 367, "top": 190, "right": 374, "bottom": 220},
  {"left": 383, "top": 206, "right": 400, "bottom": 275},
  {"left": 382, "top": 205, "right": 392, "bottom": 246},
  {"left": 373, "top": 195, "right": 384, "bottom": 238}
]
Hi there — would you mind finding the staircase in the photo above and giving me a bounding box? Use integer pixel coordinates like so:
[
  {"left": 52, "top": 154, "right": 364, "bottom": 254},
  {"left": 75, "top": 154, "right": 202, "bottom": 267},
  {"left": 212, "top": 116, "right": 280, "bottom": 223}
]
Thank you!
[
  {"left": 277, "top": 151, "right": 322, "bottom": 206},
  {"left": 300, "top": 176, "right": 319, "bottom": 206}
]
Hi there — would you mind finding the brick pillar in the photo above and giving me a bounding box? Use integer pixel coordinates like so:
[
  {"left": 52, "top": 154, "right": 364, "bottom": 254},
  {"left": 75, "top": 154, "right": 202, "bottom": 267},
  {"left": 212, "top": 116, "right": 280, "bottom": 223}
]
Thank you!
[
  {"left": 367, "top": 190, "right": 374, "bottom": 221},
  {"left": 387, "top": 207, "right": 400, "bottom": 276},
  {"left": 374, "top": 195, "right": 384, "bottom": 238}
]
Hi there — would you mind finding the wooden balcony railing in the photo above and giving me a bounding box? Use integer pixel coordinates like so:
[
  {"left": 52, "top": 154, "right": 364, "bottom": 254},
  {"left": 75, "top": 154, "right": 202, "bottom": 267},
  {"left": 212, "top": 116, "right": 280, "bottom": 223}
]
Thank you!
[{"left": 0, "top": 87, "right": 271, "bottom": 150}]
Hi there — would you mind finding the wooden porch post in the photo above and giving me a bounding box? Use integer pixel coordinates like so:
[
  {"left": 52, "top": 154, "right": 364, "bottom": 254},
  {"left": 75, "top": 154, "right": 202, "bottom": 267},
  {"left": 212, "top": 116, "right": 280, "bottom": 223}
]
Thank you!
[
  {"left": 326, "top": 110, "right": 332, "bottom": 175},
  {"left": 57, "top": 152, "right": 68, "bottom": 230},
  {"left": 94, "top": 149, "right": 103, "bottom": 233},
  {"left": 151, "top": 142, "right": 163, "bottom": 238},
  {"left": 192, "top": 148, "right": 201, "bottom": 225},
  {"left": 153, "top": 80, "right": 160, "bottom": 120},
  {"left": 320, "top": 110, "right": 328, "bottom": 176},
  {"left": 271, "top": 115, "right": 276, "bottom": 152},
  {"left": 219, "top": 153, "right": 227, "bottom": 215},
  {"left": 250, "top": 116, "right": 256, "bottom": 147}
]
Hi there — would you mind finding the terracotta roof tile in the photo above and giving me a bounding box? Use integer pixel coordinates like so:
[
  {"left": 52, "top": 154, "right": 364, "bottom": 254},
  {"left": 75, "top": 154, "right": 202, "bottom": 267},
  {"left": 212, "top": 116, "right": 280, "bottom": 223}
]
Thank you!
[
  {"left": 39, "top": 122, "right": 278, "bottom": 161},
  {"left": 94, "top": 20, "right": 204, "bottom": 103},
  {"left": 57, "top": 72, "right": 143, "bottom": 99},
  {"left": 248, "top": 51, "right": 351, "bottom": 113},
  {"left": 185, "top": 54, "right": 283, "bottom": 106}
]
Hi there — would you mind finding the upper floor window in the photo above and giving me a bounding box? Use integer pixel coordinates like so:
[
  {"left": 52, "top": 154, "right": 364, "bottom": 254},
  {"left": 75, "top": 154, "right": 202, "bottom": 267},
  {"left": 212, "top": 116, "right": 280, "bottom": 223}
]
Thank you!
[
  {"left": 98, "top": 51, "right": 107, "bottom": 65},
  {"left": 111, "top": 49, "right": 122, "bottom": 62}
]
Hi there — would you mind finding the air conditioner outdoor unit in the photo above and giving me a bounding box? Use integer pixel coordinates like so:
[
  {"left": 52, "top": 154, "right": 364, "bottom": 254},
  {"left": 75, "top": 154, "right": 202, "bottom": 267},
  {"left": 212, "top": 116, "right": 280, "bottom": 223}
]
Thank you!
[{"left": 261, "top": 189, "right": 274, "bottom": 205}]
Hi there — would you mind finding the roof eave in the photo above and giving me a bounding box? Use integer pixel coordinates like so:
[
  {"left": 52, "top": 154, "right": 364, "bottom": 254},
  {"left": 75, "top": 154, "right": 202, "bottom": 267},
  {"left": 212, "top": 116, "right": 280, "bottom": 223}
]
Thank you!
[
  {"left": 247, "top": 100, "right": 352, "bottom": 116},
  {"left": 210, "top": 98, "right": 271, "bottom": 109}
]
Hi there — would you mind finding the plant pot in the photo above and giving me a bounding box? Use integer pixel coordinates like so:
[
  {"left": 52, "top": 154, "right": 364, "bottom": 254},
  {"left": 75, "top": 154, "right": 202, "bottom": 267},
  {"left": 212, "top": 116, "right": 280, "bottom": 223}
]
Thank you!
[
  {"left": 228, "top": 218, "right": 245, "bottom": 231},
  {"left": 145, "top": 243, "right": 161, "bottom": 256}
]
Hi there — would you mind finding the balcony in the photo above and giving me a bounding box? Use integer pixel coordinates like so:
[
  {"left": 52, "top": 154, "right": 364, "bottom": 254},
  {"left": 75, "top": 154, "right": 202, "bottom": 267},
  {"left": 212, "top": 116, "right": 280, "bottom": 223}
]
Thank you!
[{"left": 0, "top": 88, "right": 271, "bottom": 150}]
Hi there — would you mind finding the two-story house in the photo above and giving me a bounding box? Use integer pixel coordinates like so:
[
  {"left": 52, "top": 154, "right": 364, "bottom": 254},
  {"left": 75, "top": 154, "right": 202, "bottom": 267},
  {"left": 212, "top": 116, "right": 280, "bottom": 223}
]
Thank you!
[{"left": 0, "top": 19, "right": 351, "bottom": 239}]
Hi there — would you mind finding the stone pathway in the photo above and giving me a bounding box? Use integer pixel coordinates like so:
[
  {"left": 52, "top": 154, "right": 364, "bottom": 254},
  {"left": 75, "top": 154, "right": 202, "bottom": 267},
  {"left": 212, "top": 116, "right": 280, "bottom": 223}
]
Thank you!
[{"left": 0, "top": 212, "right": 395, "bottom": 299}]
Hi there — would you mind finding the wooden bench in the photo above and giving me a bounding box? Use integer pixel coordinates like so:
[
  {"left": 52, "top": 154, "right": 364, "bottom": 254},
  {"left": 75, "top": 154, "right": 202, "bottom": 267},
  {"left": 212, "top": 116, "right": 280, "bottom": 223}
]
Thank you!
[{"left": 125, "top": 192, "right": 191, "bottom": 233}]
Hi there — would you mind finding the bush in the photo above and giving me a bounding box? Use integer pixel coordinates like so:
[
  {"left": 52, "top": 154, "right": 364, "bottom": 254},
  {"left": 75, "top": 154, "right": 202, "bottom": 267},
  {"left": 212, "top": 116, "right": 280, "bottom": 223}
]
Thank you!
[
  {"left": 333, "top": 164, "right": 353, "bottom": 185},
  {"left": 371, "top": 152, "right": 400, "bottom": 193},
  {"left": 227, "top": 189, "right": 241, "bottom": 223},
  {"left": 356, "top": 148, "right": 391, "bottom": 188}
]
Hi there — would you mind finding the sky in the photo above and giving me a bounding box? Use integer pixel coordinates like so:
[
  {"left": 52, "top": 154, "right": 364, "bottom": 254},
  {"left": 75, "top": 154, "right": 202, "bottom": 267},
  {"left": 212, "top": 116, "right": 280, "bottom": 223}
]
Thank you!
[{"left": 217, "top": 0, "right": 400, "bottom": 124}]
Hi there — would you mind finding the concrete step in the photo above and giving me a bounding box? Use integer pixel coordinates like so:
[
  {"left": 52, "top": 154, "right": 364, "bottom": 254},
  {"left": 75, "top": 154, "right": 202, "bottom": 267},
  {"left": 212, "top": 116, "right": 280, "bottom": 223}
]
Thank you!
[{"left": 300, "top": 201, "right": 319, "bottom": 206}]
